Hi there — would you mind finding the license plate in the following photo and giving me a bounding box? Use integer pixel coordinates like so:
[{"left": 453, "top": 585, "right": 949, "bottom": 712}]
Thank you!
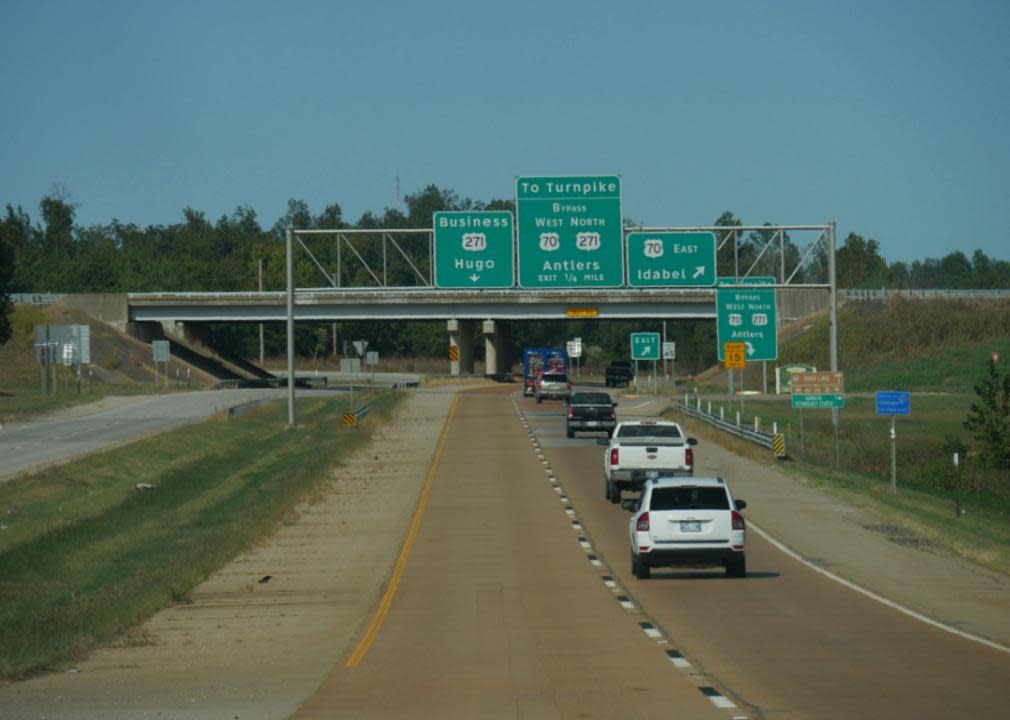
[
  {"left": 586, "top": 421, "right": 599, "bottom": 426},
  {"left": 680, "top": 521, "right": 702, "bottom": 532}
]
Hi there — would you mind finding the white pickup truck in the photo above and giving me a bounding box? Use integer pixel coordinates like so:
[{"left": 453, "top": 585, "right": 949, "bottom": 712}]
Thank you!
[{"left": 602, "top": 420, "right": 697, "bottom": 503}]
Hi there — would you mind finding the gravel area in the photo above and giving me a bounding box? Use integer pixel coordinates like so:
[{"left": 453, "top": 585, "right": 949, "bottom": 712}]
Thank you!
[{"left": 0, "top": 387, "right": 460, "bottom": 720}]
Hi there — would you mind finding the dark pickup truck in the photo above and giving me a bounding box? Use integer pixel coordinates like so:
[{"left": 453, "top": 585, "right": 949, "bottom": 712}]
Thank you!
[
  {"left": 566, "top": 391, "right": 617, "bottom": 438},
  {"left": 605, "top": 361, "right": 635, "bottom": 387}
]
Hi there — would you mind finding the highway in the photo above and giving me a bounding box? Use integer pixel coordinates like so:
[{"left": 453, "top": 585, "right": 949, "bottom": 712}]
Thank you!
[{"left": 297, "top": 388, "right": 1010, "bottom": 719}]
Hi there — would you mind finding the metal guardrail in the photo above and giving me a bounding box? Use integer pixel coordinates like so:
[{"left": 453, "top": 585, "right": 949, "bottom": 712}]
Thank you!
[
  {"left": 342, "top": 405, "right": 370, "bottom": 427},
  {"left": 842, "top": 288, "right": 1010, "bottom": 301},
  {"left": 678, "top": 398, "right": 786, "bottom": 457}
]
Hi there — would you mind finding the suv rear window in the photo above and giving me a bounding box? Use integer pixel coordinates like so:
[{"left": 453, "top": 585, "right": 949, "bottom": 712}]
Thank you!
[
  {"left": 542, "top": 373, "right": 567, "bottom": 382},
  {"left": 650, "top": 487, "right": 730, "bottom": 511}
]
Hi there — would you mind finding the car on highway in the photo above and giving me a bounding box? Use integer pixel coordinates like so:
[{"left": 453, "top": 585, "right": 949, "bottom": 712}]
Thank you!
[
  {"left": 622, "top": 476, "right": 747, "bottom": 579},
  {"left": 566, "top": 391, "right": 617, "bottom": 438},
  {"left": 536, "top": 371, "right": 571, "bottom": 403}
]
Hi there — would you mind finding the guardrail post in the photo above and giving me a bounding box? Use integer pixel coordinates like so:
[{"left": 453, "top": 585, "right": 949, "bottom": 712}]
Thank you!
[
  {"left": 773, "top": 421, "right": 778, "bottom": 435},
  {"left": 707, "top": 401, "right": 711, "bottom": 414},
  {"left": 720, "top": 406, "right": 724, "bottom": 421},
  {"left": 736, "top": 411, "right": 741, "bottom": 427},
  {"left": 754, "top": 417, "right": 760, "bottom": 432}
]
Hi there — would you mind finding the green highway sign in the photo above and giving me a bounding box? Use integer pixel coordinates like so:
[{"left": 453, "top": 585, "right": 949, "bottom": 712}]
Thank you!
[
  {"left": 516, "top": 175, "right": 623, "bottom": 288},
  {"left": 627, "top": 231, "right": 716, "bottom": 287},
  {"left": 631, "top": 332, "right": 661, "bottom": 360},
  {"left": 433, "top": 211, "right": 514, "bottom": 289},
  {"left": 716, "top": 276, "right": 778, "bottom": 361},
  {"left": 791, "top": 393, "right": 846, "bottom": 409}
]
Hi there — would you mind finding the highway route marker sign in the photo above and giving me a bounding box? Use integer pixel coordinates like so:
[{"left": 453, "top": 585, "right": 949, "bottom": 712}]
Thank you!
[
  {"left": 433, "top": 211, "right": 514, "bottom": 288},
  {"left": 516, "top": 175, "right": 623, "bottom": 288},
  {"left": 716, "top": 276, "right": 778, "bottom": 361},
  {"left": 626, "top": 231, "right": 717, "bottom": 287}
]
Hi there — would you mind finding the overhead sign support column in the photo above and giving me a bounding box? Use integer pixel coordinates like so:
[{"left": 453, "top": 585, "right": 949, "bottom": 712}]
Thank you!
[{"left": 516, "top": 175, "right": 623, "bottom": 288}]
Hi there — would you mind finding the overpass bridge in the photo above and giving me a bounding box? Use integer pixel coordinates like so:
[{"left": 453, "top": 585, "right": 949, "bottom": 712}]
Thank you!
[{"left": 56, "top": 285, "right": 827, "bottom": 378}]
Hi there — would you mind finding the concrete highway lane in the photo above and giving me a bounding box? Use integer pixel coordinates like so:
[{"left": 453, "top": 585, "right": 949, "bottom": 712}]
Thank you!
[
  {"left": 295, "top": 388, "right": 729, "bottom": 719},
  {"left": 531, "top": 393, "right": 1010, "bottom": 720}
]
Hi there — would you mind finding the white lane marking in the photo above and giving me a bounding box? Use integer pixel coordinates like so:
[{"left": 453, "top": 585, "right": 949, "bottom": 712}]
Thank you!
[
  {"left": 749, "top": 521, "right": 1010, "bottom": 655},
  {"left": 665, "top": 651, "right": 692, "bottom": 669},
  {"left": 579, "top": 539, "right": 592, "bottom": 550},
  {"left": 602, "top": 577, "right": 617, "bottom": 590},
  {"left": 708, "top": 694, "right": 736, "bottom": 709},
  {"left": 617, "top": 596, "right": 634, "bottom": 609},
  {"left": 641, "top": 625, "right": 663, "bottom": 640}
]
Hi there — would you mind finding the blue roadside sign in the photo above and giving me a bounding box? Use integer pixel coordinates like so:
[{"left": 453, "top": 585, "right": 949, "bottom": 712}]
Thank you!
[{"left": 876, "top": 391, "right": 910, "bottom": 416}]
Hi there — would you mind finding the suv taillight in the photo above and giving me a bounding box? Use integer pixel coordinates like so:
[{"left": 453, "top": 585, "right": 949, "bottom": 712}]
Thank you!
[
  {"left": 685, "top": 447, "right": 694, "bottom": 467},
  {"left": 610, "top": 447, "right": 619, "bottom": 466},
  {"left": 567, "top": 406, "right": 573, "bottom": 418},
  {"left": 731, "top": 511, "right": 745, "bottom": 531},
  {"left": 636, "top": 511, "right": 650, "bottom": 532}
]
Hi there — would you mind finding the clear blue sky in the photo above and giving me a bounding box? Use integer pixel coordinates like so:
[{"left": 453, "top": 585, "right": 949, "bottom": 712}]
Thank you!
[{"left": 2, "top": 0, "right": 1008, "bottom": 264}]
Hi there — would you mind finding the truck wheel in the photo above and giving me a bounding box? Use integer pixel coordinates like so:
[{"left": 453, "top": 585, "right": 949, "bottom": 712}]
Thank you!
[
  {"left": 608, "top": 481, "right": 621, "bottom": 504},
  {"left": 632, "top": 553, "right": 651, "bottom": 579},
  {"left": 536, "top": 395, "right": 542, "bottom": 404},
  {"left": 726, "top": 555, "right": 747, "bottom": 578},
  {"left": 566, "top": 429, "right": 574, "bottom": 439}
]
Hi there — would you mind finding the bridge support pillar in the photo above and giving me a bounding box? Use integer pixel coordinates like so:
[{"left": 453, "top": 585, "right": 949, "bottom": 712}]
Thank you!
[
  {"left": 447, "top": 319, "right": 475, "bottom": 376},
  {"left": 482, "top": 319, "right": 507, "bottom": 378}
]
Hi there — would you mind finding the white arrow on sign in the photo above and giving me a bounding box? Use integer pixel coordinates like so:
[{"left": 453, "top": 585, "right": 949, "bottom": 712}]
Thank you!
[
  {"left": 469, "top": 274, "right": 480, "bottom": 282},
  {"left": 692, "top": 266, "right": 706, "bottom": 279},
  {"left": 745, "top": 342, "right": 755, "bottom": 356}
]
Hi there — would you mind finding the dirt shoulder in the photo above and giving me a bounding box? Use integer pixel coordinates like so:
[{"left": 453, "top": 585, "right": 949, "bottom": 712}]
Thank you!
[{"left": 0, "top": 387, "right": 460, "bottom": 720}]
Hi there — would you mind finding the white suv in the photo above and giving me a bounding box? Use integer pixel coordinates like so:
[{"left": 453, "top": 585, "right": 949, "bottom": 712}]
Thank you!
[{"left": 623, "top": 477, "right": 747, "bottom": 579}]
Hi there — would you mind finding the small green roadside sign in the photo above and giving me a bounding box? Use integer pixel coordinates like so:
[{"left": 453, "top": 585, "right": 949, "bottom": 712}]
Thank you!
[
  {"left": 631, "top": 332, "right": 661, "bottom": 360},
  {"left": 516, "top": 175, "right": 623, "bottom": 288},
  {"left": 627, "top": 231, "right": 716, "bottom": 287},
  {"left": 433, "top": 211, "right": 514, "bottom": 288},
  {"left": 716, "top": 276, "right": 778, "bottom": 361},
  {"left": 791, "top": 393, "right": 845, "bottom": 409}
]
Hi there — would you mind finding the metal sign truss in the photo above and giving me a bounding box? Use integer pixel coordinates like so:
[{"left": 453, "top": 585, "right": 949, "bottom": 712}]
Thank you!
[{"left": 292, "top": 224, "right": 833, "bottom": 290}]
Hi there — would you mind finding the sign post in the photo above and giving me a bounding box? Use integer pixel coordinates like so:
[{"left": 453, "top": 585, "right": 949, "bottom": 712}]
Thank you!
[
  {"left": 876, "top": 391, "right": 911, "bottom": 494},
  {"left": 516, "top": 175, "right": 623, "bottom": 288},
  {"left": 631, "top": 332, "right": 660, "bottom": 393}
]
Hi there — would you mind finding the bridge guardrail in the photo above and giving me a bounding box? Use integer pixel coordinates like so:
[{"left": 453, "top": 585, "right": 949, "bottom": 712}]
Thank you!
[{"left": 677, "top": 397, "right": 786, "bottom": 458}]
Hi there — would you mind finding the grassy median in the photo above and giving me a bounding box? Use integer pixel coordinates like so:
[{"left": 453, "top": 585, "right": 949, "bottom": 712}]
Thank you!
[{"left": 0, "top": 391, "right": 401, "bottom": 679}]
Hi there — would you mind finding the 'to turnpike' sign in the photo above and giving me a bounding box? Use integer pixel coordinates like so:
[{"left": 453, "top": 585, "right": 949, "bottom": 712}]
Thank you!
[{"left": 516, "top": 176, "right": 624, "bottom": 288}]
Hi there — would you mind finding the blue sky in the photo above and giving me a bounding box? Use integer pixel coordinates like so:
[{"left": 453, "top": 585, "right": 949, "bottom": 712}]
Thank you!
[{"left": 2, "top": 0, "right": 1008, "bottom": 263}]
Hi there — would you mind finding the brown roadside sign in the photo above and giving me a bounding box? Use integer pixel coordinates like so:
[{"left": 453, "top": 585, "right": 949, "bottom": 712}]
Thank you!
[
  {"left": 791, "top": 371, "right": 844, "bottom": 394},
  {"left": 723, "top": 342, "right": 746, "bottom": 369}
]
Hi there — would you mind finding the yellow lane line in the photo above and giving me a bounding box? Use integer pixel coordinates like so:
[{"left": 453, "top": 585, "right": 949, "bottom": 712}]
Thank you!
[{"left": 344, "top": 394, "right": 460, "bottom": 668}]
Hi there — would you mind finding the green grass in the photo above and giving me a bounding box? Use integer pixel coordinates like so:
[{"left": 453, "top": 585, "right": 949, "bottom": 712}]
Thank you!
[
  {"left": 0, "top": 391, "right": 402, "bottom": 679},
  {"left": 0, "top": 382, "right": 164, "bottom": 423},
  {"left": 672, "top": 391, "right": 1010, "bottom": 574}
]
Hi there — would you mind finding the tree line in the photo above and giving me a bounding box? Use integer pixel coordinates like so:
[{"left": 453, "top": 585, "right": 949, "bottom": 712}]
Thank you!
[{"left": 1, "top": 185, "right": 1008, "bottom": 361}]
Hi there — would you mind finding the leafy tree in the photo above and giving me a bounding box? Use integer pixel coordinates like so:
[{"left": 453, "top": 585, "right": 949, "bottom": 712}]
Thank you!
[
  {"left": 0, "top": 218, "right": 13, "bottom": 344},
  {"left": 963, "top": 358, "right": 1010, "bottom": 470},
  {"left": 713, "top": 211, "right": 743, "bottom": 277},
  {"left": 836, "top": 233, "right": 890, "bottom": 287}
]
